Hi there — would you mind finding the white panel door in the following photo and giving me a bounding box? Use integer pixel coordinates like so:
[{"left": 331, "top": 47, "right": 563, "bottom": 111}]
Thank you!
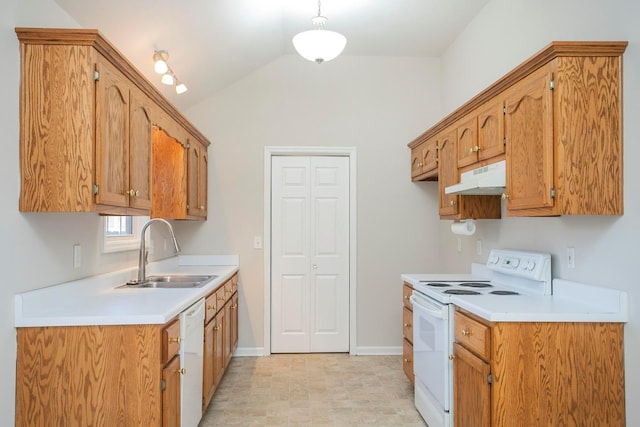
[{"left": 271, "top": 156, "right": 349, "bottom": 353}]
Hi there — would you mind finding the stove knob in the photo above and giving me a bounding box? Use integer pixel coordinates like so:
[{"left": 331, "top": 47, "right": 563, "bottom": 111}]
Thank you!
[
  {"left": 528, "top": 261, "right": 536, "bottom": 271},
  {"left": 488, "top": 255, "right": 500, "bottom": 264}
]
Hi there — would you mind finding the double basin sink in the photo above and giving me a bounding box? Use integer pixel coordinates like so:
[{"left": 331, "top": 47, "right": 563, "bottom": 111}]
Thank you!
[{"left": 120, "top": 274, "right": 218, "bottom": 289}]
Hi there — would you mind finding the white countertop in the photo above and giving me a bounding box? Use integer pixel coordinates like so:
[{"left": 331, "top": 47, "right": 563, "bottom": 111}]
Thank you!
[
  {"left": 15, "top": 255, "right": 239, "bottom": 327},
  {"left": 403, "top": 274, "right": 628, "bottom": 323}
]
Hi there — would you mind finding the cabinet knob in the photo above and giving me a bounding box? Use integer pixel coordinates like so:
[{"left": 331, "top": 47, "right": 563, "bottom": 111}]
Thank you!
[
  {"left": 168, "top": 337, "right": 181, "bottom": 344},
  {"left": 404, "top": 295, "right": 410, "bottom": 300},
  {"left": 404, "top": 323, "right": 411, "bottom": 328},
  {"left": 178, "top": 368, "right": 186, "bottom": 375},
  {"left": 313, "top": 264, "right": 318, "bottom": 269},
  {"left": 449, "top": 200, "right": 455, "bottom": 206},
  {"left": 135, "top": 190, "right": 140, "bottom": 197},
  {"left": 207, "top": 304, "right": 215, "bottom": 310},
  {"left": 501, "top": 193, "right": 509, "bottom": 200},
  {"left": 200, "top": 205, "right": 205, "bottom": 209},
  {"left": 448, "top": 354, "right": 455, "bottom": 360},
  {"left": 214, "top": 324, "right": 222, "bottom": 331},
  {"left": 404, "top": 358, "right": 411, "bottom": 363},
  {"left": 461, "top": 329, "right": 472, "bottom": 337},
  {"left": 128, "top": 189, "right": 135, "bottom": 197}
]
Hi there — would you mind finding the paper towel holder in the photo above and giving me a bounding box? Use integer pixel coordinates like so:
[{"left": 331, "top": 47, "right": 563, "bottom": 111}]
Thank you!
[{"left": 451, "top": 219, "right": 476, "bottom": 235}]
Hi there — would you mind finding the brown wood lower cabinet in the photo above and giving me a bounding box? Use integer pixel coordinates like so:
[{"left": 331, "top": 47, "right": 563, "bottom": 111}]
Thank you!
[
  {"left": 453, "top": 308, "right": 625, "bottom": 427},
  {"left": 402, "top": 283, "right": 414, "bottom": 385},
  {"left": 16, "top": 320, "right": 182, "bottom": 427},
  {"left": 202, "top": 273, "right": 239, "bottom": 411}
]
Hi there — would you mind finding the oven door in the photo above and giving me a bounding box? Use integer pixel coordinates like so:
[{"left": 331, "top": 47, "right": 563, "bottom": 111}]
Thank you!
[{"left": 410, "top": 292, "right": 452, "bottom": 427}]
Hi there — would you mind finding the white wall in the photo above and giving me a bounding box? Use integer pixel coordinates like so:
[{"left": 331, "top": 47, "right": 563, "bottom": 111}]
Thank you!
[
  {"left": 181, "top": 55, "right": 444, "bottom": 352},
  {"left": 438, "top": 0, "right": 640, "bottom": 424}
]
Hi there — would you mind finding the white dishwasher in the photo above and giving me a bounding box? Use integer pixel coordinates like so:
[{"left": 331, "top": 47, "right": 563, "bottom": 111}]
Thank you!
[{"left": 180, "top": 298, "right": 205, "bottom": 427}]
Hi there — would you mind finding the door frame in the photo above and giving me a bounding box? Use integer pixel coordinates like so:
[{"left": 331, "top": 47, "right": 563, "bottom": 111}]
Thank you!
[{"left": 263, "top": 146, "right": 357, "bottom": 355}]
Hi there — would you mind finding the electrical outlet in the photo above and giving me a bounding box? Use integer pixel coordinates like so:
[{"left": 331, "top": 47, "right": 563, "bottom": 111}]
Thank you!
[
  {"left": 567, "top": 247, "right": 576, "bottom": 269},
  {"left": 73, "top": 244, "right": 81, "bottom": 269}
]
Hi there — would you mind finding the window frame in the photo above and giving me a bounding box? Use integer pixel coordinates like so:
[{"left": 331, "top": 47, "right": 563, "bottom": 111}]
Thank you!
[{"left": 102, "top": 215, "right": 149, "bottom": 253}]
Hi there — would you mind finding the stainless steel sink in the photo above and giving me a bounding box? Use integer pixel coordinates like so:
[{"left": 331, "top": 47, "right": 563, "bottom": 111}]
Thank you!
[{"left": 119, "top": 274, "right": 218, "bottom": 289}]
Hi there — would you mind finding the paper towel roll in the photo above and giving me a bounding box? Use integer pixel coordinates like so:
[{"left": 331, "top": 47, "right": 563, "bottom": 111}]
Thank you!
[{"left": 451, "top": 220, "right": 476, "bottom": 236}]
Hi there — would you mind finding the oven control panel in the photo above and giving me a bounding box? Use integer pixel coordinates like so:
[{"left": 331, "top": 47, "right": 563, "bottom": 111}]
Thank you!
[{"left": 487, "top": 249, "right": 551, "bottom": 282}]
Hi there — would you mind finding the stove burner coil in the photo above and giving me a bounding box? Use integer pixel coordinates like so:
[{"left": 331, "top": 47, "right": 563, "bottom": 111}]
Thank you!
[
  {"left": 459, "top": 282, "right": 492, "bottom": 288},
  {"left": 489, "top": 290, "right": 520, "bottom": 295},
  {"left": 443, "top": 289, "right": 481, "bottom": 295},
  {"left": 424, "top": 282, "right": 452, "bottom": 287}
]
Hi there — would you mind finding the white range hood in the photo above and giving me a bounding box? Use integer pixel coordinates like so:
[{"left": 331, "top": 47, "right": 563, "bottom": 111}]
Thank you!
[{"left": 444, "top": 160, "right": 506, "bottom": 196}]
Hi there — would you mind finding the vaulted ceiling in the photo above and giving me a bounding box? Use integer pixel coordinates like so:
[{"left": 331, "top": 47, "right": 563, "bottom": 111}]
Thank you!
[{"left": 54, "top": 0, "right": 488, "bottom": 111}]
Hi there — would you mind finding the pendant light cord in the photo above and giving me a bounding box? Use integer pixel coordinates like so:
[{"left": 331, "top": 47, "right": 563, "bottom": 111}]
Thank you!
[{"left": 317, "top": 0, "right": 322, "bottom": 17}]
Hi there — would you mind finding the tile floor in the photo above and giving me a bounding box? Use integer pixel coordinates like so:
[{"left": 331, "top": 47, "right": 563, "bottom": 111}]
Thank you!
[{"left": 199, "top": 353, "right": 426, "bottom": 426}]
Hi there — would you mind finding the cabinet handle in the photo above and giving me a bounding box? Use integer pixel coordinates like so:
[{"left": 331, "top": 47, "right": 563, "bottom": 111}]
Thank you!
[
  {"left": 404, "top": 295, "right": 410, "bottom": 300},
  {"left": 449, "top": 200, "right": 455, "bottom": 206},
  {"left": 404, "top": 323, "right": 411, "bottom": 328},
  {"left": 404, "top": 358, "right": 412, "bottom": 363},
  {"left": 135, "top": 190, "right": 140, "bottom": 197},
  {"left": 168, "top": 337, "right": 181, "bottom": 344},
  {"left": 501, "top": 193, "right": 509, "bottom": 200},
  {"left": 128, "top": 189, "right": 135, "bottom": 197},
  {"left": 468, "top": 146, "right": 480, "bottom": 154},
  {"left": 461, "top": 329, "right": 472, "bottom": 337},
  {"left": 178, "top": 368, "right": 186, "bottom": 375},
  {"left": 448, "top": 354, "right": 455, "bottom": 360}
]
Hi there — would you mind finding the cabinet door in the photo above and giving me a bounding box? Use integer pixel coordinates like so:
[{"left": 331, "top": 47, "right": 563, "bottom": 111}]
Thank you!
[
  {"left": 504, "top": 64, "right": 555, "bottom": 212},
  {"left": 421, "top": 137, "right": 438, "bottom": 176},
  {"left": 187, "top": 139, "right": 208, "bottom": 218},
  {"left": 438, "top": 128, "right": 459, "bottom": 216},
  {"left": 402, "top": 338, "right": 414, "bottom": 385},
  {"left": 162, "top": 355, "right": 181, "bottom": 427},
  {"left": 456, "top": 114, "right": 478, "bottom": 168},
  {"left": 152, "top": 128, "right": 187, "bottom": 219},
  {"left": 477, "top": 97, "right": 505, "bottom": 162},
  {"left": 203, "top": 319, "right": 217, "bottom": 411},
  {"left": 95, "top": 57, "right": 130, "bottom": 207},
  {"left": 453, "top": 343, "right": 490, "bottom": 427},
  {"left": 214, "top": 308, "right": 226, "bottom": 385},
  {"left": 410, "top": 143, "right": 424, "bottom": 180},
  {"left": 230, "top": 292, "right": 239, "bottom": 352},
  {"left": 129, "top": 87, "right": 153, "bottom": 211},
  {"left": 223, "top": 299, "right": 232, "bottom": 369}
]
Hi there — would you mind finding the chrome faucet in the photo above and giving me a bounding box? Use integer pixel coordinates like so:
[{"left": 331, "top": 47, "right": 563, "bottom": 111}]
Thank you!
[{"left": 137, "top": 218, "right": 181, "bottom": 283}]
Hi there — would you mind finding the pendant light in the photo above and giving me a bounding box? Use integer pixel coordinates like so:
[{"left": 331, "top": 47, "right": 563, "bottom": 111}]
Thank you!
[
  {"left": 152, "top": 50, "right": 188, "bottom": 94},
  {"left": 293, "top": 0, "right": 346, "bottom": 64}
]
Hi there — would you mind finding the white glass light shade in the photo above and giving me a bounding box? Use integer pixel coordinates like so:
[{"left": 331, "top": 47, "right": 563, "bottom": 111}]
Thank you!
[
  {"left": 154, "top": 59, "right": 168, "bottom": 74},
  {"left": 161, "top": 73, "right": 174, "bottom": 85},
  {"left": 293, "top": 29, "right": 346, "bottom": 64},
  {"left": 175, "top": 82, "right": 188, "bottom": 94}
]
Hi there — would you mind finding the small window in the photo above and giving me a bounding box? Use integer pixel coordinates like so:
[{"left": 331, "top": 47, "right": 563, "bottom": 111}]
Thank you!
[{"left": 102, "top": 216, "right": 149, "bottom": 253}]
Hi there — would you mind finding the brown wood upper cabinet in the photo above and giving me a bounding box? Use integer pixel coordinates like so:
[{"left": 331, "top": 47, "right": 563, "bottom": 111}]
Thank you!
[
  {"left": 457, "top": 97, "right": 505, "bottom": 169},
  {"left": 438, "top": 125, "right": 501, "bottom": 220},
  {"left": 16, "top": 28, "right": 210, "bottom": 218},
  {"left": 187, "top": 137, "right": 208, "bottom": 219},
  {"left": 408, "top": 41, "right": 627, "bottom": 217},
  {"left": 410, "top": 135, "right": 438, "bottom": 181},
  {"left": 504, "top": 53, "right": 624, "bottom": 216}
]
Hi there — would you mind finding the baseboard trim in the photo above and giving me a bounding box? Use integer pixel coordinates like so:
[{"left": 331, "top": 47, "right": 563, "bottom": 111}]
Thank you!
[
  {"left": 354, "top": 346, "right": 402, "bottom": 356},
  {"left": 233, "top": 347, "right": 266, "bottom": 357}
]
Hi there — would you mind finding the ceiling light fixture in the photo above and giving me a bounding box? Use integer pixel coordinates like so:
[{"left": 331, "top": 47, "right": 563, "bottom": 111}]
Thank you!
[
  {"left": 152, "top": 49, "right": 188, "bottom": 94},
  {"left": 292, "top": 0, "right": 346, "bottom": 64}
]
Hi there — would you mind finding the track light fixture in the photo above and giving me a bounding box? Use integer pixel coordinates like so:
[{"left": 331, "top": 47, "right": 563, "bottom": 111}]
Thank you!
[{"left": 152, "top": 49, "right": 188, "bottom": 95}]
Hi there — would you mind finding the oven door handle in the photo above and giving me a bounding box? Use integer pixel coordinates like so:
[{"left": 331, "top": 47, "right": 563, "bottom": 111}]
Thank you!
[{"left": 410, "top": 293, "right": 448, "bottom": 320}]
